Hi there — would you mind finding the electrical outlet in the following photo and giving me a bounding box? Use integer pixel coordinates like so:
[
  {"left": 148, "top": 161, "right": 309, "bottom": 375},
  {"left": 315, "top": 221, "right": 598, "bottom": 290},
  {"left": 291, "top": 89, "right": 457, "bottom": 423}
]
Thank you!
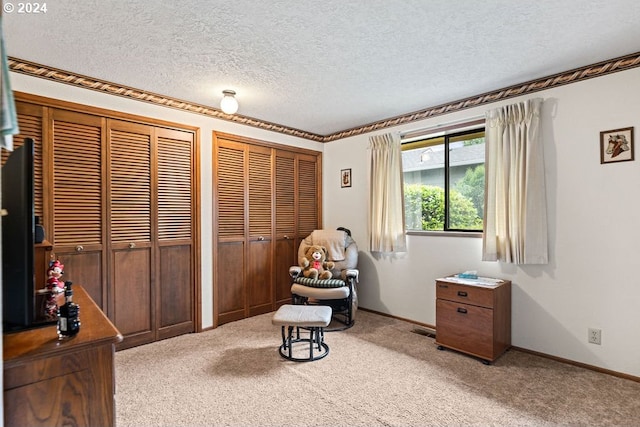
[{"left": 588, "top": 328, "right": 602, "bottom": 345}]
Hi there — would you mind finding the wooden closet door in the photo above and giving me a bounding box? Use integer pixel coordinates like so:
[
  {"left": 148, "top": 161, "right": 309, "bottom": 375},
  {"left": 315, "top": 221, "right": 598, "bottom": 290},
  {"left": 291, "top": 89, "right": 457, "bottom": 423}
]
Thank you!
[
  {"left": 214, "top": 138, "right": 246, "bottom": 325},
  {"left": 8, "top": 103, "right": 48, "bottom": 316},
  {"left": 274, "top": 150, "right": 296, "bottom": 307},
  {"left": 213, "top": 133, "right": 321, "bottom": 326},
  {"left": 156, "top": 128, "right": 195, "bottom": 340},
  {"left": 108, "top": 120, "right": 154, "bottom": 348},
  {"left": 247, "top": 145, "right": 273, "bottom": 317},
  {"left": 297, "top": 153, "right": 321, "bottom": 241},
  {"left": 49, "top": 109, "right": 107, "bottom": 309},
  {"left": 10, "top": 102, "right": 45, "bottom": 223}
]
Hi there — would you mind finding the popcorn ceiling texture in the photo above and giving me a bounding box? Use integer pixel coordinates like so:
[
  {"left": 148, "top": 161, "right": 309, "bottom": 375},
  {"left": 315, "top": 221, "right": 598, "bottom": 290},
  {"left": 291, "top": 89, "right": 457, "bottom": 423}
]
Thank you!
[{"left": 4, "top": 0, "right": 640, "bottom": 136}]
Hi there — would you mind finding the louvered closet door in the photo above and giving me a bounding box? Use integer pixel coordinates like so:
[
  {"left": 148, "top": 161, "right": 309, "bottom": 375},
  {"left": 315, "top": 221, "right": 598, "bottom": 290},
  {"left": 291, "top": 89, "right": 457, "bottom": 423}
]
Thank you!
[
  {"left": 108, "top": 120, "right": 154, "bottom": 348},
  {"left": 274, "top": 150, "right": 296, "bottom": 307},
  {"left": 10, "top": 103, "right": 48, "bottom": 302},
  {"left": 156, "top": 127, "right": 195, "bottom": 340},
  {"left": 49, "top": 110, "right": 106, "bottom": 309},
  {"left": 297, "top": 153, "right": 320, "bottom": 238},
  {"left": 247, "top": 145, "right": 273, "bottom": 317},
  {"left": 215, "top": 139, "right": 246, "bottom": 325},
  {"left": 9, "top": 102, "right": 45, "bottom": 223}
]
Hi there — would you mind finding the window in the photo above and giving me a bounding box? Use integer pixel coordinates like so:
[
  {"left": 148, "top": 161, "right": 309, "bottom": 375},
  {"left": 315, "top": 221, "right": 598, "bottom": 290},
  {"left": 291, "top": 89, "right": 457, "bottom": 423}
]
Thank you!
[{"left": 402, "top": 127, "right": 485, "bottom": 232}]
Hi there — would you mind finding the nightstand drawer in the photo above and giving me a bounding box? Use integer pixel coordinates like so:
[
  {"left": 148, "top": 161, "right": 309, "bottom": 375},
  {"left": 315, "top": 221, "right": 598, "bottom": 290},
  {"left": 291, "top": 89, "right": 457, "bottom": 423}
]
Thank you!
[
  {"left": 436, "top": 280, "right": 494, "bottom": 308},
  {"left": 435, "top": 299, "right": 493, "bottom": 358}
]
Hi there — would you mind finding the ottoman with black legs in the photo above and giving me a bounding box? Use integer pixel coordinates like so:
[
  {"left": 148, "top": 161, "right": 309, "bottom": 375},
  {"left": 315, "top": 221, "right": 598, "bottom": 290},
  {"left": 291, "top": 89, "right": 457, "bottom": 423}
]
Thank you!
[{"left": 271, "top": 304, "right": 332, "bottom": 362}]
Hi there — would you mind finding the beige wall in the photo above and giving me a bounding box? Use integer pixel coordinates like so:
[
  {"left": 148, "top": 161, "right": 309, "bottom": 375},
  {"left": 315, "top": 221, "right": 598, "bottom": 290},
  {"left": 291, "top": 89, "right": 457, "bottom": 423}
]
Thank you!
[{"left": 323, "top": 67, "right": 640, "bottom": 378}]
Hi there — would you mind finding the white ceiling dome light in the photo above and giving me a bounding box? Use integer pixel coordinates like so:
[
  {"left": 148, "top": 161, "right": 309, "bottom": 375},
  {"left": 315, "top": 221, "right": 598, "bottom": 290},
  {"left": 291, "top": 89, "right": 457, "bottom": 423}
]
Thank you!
[{"left": 220, "top": 90, "right": 239, "bottom": 114}]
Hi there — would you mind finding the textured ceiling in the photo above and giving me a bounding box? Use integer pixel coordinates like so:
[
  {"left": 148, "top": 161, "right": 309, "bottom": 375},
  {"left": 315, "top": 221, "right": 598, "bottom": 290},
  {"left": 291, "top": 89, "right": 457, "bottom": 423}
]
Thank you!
[{"left": 4, "top": 0, "right": 640, "bottom": 137}]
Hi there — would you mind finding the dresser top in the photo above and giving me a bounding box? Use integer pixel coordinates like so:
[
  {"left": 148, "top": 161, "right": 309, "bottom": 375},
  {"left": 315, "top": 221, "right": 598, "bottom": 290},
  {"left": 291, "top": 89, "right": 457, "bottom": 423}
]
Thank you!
[
  {"left": 3, "top": 285, "right": 122, "bottom": 365},
  {"left": 437, "top": 276, "right": 509, "bottom": 289}
]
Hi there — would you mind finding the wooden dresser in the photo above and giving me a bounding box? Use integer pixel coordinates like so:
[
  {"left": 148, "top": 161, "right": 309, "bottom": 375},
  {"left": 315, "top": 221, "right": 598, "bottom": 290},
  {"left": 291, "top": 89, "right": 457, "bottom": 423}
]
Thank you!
[
  {"left": 3, "top": 285, "right": 123, "bottom": 427},
  {"left": 435, "top": 276, "right": 511, "bottom": 364}
]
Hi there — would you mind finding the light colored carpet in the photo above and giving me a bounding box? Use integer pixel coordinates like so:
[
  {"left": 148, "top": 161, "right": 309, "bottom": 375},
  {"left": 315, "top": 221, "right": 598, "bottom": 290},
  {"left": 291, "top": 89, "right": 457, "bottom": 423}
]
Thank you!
[{"left": 115, "top": 310, "right": 640, "bottom": 426}]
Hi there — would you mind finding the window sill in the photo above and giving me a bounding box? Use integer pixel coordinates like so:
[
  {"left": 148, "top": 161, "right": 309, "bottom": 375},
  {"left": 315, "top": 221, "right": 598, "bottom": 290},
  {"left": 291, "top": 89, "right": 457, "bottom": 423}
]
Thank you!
[{"left": 406, "top": 230, "right": 482, "bottom": 238}]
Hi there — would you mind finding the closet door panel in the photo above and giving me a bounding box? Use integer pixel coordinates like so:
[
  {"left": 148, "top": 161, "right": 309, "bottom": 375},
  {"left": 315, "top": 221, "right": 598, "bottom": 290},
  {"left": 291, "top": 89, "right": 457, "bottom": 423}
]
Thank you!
[
  {"left": 55, "top": 251, "right": 102, "bottom": 308},
  {"left": 217, "top": 242, "right": 245, "bottom": 325},
  {"left": 216, "top": 140, "right": 245, "bottom": 240},
  {"left": 274, "top": 151, "right": 296, "bottom": 306},
  {"left": 108, "top": 121, "right": 153, "bottom": 348},
  {"left": 297, "top": 154, "right": 320, "bottom": 237},
  {"left": 247, "top": 146, "right": 272, "bottom": 315},
  {"left": 274, "top": 237, "right": 294, "bottom": 307},
  {"left": 10, "top": 103, "right": 48, "bottom": 307},
  {"left": 158, "top": 245, "right": 193, "bottom": 337},
  {"left": 247, "top": 240, "right": 272, "bottom": 316},
  {"left": 50, "top": 110, "right": 106, "bottom": 308},
  {"left": 157, "top": 132, "right": 194, "bottom": 241},
  {"left": 113, "top": 248, "right": 152, "bottom": 336},
  {"left": 109, "top": 124, "right": 152, "bottom": 244},
  {"left": 10, "top": 102, "right": 45, "bottom": 222},
  {"left": 215, "top": 140, "right": 246, "bottom": 324},
  {"left": 157, "top": 128, "right": 195, "bottom": 338}
]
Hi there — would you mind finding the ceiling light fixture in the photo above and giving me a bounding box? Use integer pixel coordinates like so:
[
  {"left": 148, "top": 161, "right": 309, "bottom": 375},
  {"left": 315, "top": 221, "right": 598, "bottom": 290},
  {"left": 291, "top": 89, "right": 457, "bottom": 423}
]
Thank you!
[{"left": 220, "top": 90, "right": 239, "bottom": 114}]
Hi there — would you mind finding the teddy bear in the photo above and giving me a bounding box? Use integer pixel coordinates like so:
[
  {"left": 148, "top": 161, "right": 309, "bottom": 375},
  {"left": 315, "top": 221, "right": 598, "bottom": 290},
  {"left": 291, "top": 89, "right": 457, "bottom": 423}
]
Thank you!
[{"left": 300, "top": 245, "right": 335, "bottom": 280}]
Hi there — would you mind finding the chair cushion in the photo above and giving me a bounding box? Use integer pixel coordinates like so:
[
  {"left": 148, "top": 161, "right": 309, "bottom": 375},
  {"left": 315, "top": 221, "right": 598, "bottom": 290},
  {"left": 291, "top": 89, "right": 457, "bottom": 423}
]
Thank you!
[
  {"left": 272, "top": 304, "right": 332, "bottom": 328},
  {"left": 291, "top": 283, "right": 350, "bottom": 300},
  {"left": 294, "top": 277, "right": 346, "bottom": 288}
]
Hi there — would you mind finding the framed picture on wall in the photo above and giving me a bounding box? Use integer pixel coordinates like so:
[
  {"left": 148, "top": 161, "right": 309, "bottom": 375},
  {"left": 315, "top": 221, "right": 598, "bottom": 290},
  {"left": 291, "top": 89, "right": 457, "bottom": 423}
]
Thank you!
[
  {"left": 600, "top": 127, "right": 634, "bottom": 164},
  {"left": 341, "top": 168, "right": 352, "bottom": 188}
]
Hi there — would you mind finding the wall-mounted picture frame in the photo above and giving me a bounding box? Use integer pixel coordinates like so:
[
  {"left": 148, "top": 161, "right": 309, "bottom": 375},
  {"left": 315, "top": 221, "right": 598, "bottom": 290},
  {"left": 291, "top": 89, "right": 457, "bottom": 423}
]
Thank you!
[
  {"left": 341, "top": 168, "right": 352, "bottom": 188},
  {"left": 600, "top": 127, "right": 634, "bottom": 164}
]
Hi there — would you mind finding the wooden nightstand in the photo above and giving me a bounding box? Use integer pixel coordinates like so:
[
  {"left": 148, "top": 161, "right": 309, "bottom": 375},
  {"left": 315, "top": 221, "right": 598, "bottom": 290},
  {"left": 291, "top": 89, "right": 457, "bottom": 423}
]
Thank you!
[{"left": 435, "top": 276, "right": 511, "bottom": 364}]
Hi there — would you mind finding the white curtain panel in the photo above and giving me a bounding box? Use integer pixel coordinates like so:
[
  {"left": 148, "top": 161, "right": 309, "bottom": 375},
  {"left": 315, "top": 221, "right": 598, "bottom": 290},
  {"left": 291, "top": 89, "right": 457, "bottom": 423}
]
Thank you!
[
  {"left": 368, "top": 133, "right": 407, "bottom": 253},
  {"left": 483, "top": 98, "right": 548, "bottom": 264}
]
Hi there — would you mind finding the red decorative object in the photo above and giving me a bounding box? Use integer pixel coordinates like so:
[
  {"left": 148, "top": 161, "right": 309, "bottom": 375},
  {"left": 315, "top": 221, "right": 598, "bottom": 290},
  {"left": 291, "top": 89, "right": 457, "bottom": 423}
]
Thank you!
[{"left": 44, "top": 259, "right": 65, "bottom": 320}]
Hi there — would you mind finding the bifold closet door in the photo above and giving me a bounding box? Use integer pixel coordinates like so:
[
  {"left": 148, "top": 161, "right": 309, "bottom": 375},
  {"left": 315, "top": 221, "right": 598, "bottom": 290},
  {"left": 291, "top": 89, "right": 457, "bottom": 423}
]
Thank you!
[
  {"left": 213, "top": 132, "right": 322, "bottom": 326},
  {"left": 10, "top": 102, "right": 44, "bottom": 223},
  {"left": 9, "top": 103, "right": 47, "bottom": 305},
  {"left": 108, "top": 120, "right": 154, "bottom": 348},
  {"left": 274, "top": 150, "right": 296, "bottom": 307},
  {"left": 49, "top": 109, "right": 107, "bottom": 309},
  {"left": 297, "top": 153, "right": 320, "bottom": 240},
  {"left": 156, "top": 127, "right": 195, "bottom": 340},
  {"left": 214, "top": 139, "right": 246, "bottom": 325},
  {"left": 247, "top": 145, "right": 273, "bottom": 317}
]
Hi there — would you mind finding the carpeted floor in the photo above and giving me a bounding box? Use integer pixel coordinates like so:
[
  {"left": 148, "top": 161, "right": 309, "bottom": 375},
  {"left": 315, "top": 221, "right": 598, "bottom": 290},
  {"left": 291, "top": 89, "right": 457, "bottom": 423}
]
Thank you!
[{"left": 115, "top": 310, "right": 640, "bottom": 426}]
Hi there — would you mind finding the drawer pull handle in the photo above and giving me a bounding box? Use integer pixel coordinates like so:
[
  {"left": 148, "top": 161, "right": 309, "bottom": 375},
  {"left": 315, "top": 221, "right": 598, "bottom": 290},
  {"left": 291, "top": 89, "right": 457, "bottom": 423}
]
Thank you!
[
  {"left": 457, "top": 307, "right": 468, "bottom": 314},
  {"left": 75, "top": 245, "right": 84, "bottom": 252},
  {"left": 457, "top": 291, "right": 468, "bottom": 297}
]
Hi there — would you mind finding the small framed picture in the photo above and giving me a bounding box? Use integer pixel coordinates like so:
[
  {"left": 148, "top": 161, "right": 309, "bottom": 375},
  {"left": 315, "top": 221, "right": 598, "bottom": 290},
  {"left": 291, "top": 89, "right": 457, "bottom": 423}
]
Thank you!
[
  {"left": 341, "top": 168, "right": 352, "bottom": 188},
  {"left": 600, "top": 127, "right": 634, "bottom": 164}
]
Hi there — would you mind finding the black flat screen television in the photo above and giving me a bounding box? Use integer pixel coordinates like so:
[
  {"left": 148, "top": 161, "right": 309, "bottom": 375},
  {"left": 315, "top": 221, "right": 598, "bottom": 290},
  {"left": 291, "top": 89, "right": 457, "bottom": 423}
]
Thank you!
[{"left": 2, "top": 137, "right": 36, "bottom": 331}]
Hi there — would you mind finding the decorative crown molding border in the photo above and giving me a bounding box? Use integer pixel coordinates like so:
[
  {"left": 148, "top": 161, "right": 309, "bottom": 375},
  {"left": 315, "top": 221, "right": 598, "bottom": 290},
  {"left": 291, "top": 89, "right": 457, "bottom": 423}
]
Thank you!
[{"left": 9, "top": 52, "right": 640, "bottom": 143}]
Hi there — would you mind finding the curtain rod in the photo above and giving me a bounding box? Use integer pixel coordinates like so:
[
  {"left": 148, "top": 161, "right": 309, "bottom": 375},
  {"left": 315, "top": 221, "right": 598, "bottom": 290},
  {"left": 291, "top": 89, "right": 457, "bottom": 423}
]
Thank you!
[{"left": 400, "top": 115, "right": 485, "bottom": 140}]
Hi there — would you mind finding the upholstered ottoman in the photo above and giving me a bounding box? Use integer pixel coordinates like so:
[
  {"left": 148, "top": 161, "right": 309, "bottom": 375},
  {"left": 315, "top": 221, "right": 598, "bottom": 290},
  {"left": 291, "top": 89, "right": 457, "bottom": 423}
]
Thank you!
[{"left": 272, "top": 304, "right": 332, "bottom": 362}]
